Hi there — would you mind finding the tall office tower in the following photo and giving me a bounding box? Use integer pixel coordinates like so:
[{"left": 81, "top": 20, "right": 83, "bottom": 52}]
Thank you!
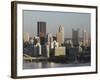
[
  {"left": 46, "top": 33, "right": 53, "bottom": 45},
  {"left": 24, "top": 32, "right": 30, "bottom": 43},
  {"left": 34, "top": 36, "right": 41, "bottom": 56},
  {"left": 56, "top": 25, "right": 64, "bottom": 46},
  {"left": 82, "top": 30, "right": 88, "bottom": 46},
  {"left": 72, "top": 29, "right": 79, "bottom": 47},
  {"left": 37, "top": 21, "right": 46, "bottom": 45}
]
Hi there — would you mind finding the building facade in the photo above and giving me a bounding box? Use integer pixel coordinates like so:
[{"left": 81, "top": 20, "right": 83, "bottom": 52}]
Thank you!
[
  {"left": 82, "top": 30, "right": 88, "bottom": 46},
  {"left": 37, "top": 21, "right": 46, "bottom": 45},
  {"left": 72, "top": 29, "right": 79, "bottom": 47},
  {"left": 56, "top": 25, "right": 64, "bottom": 46},
  {"left": 46, "top": 33, "right": 53, "bottom": 45},
  {"left": 24, "top": 32, "right": 30, "bottom": 43},
  {"left": 55, "top": 47, "right": 66, "bottom": 56}
]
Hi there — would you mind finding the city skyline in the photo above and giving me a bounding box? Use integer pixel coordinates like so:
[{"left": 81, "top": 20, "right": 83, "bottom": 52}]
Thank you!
[
  {"left": 23, "top": 11, "right": 91, "bottom": 69},
  {"left": 23, "top": 10, "right": 91, "bottom": 38},
  {"left": 23, "top": 24, "right": 90, "bottom": 42}
]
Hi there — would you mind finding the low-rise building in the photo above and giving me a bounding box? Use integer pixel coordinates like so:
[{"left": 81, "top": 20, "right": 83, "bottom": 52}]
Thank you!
[{"left": 55, "top": 47, "right": 66, "bottom": 56}]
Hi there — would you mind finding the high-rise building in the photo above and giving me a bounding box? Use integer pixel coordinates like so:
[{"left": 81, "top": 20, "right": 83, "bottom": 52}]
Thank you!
[
  {"left": 29, "top": 38, "right": 34, "bottom": 44},
  {"left": 50, "top": 40, "right": 59, "bottom": 49},
  {"left": 41, "top": 45, "right": 47, "bottom": 57},
  {"left": 56, "top": 25, "right": 64, "bottom": 46},
  {"left": 82, "top": 30, "right": 88, "bottom": 46},
  {"left": 72, "top": 29, "right": 79, "bottom": 47},
  {"left": 24, "top": 32, "right": 30, "bottom": 43},
  {"left": 50, "top": 40, "right": 59, "bottom": 57},
  {"left": 37, "top": 21, "right": 46, "bottom": 37},
  {"left": 37, "top": 21, "right": 46, "bottom": 45},
  {"left": 46, "top": 45, "right": 50, "bottom": 58},
  {"left": 68, "top": 47, "right": 79, "bottom": 61},
  {"left": 34, "top": 36, "right": 40, "bottom": 45},
  {"left": 46, "top": 33, "right": 53, "bottom": 45},
  {"left": 34, "top": 36, "right": 41, "bottom": 56}
]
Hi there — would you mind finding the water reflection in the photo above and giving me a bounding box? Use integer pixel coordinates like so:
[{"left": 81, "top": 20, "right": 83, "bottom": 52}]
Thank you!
[{"left": 23, "top": 61, "right": 90, "bottom": 69}]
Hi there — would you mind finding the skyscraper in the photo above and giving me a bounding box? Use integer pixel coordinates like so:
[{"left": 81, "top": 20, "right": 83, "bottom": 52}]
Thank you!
[
  {"left": 56, "top": 25, "right": 64, "bottom": 46},
  {"left": 24, "top": 32, "right": 30, "bottom": 43},
  {"left": 34, "top": 36, "right": 41, "bottom": 56},
  {"left": 37, "top": 21, "right": 46, "bottom": 45},
  {"left": 72, "top": 29, "right": 79, "bottom": 47},
  {"left": 82, "top": 30, "right": 88, "bottom": 46},
  {"left": 46, "top": 33, "right": 53, "bottom": 45}
]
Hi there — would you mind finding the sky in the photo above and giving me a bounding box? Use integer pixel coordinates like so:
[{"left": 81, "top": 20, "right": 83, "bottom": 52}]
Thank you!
[{"left": 23, "top": 10, "right": 91, "bottom": 38}]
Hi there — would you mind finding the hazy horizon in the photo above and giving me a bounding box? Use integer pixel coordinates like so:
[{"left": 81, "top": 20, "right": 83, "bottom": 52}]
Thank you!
[{"left": 23, "top": 10, "right": 91, "bottom": 38}]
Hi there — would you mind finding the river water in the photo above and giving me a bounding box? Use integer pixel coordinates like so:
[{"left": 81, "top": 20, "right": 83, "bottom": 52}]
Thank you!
[{"left": 23, "top": 61, "right": 90, "bottom": 69}]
